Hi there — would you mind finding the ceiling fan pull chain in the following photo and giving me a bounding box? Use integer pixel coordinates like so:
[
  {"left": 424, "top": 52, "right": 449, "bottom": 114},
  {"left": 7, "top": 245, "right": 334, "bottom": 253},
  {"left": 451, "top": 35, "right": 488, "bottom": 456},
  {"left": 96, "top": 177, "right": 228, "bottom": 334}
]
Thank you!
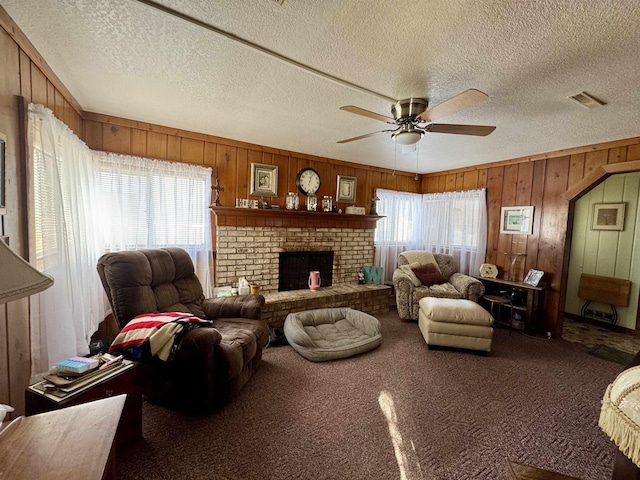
[
  {"left": 392, "top": 141, "right": 397, "bottom": 177},
  {"left": 414, "top": 142, "right": 420, "bottom": 181}
]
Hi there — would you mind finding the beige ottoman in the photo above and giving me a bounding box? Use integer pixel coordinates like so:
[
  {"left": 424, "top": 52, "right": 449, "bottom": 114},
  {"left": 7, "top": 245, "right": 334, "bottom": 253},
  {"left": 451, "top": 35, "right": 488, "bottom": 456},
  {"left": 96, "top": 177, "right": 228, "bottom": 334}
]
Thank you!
[{"left": 418, "top": 297, "right": 494, "bottom": 353}]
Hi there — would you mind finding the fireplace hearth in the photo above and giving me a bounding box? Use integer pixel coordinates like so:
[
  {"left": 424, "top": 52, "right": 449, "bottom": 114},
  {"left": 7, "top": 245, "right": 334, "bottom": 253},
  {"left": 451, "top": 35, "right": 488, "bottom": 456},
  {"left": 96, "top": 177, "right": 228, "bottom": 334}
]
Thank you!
[{"left": 279, "top": 251, "right": 334, "bottom": 291}]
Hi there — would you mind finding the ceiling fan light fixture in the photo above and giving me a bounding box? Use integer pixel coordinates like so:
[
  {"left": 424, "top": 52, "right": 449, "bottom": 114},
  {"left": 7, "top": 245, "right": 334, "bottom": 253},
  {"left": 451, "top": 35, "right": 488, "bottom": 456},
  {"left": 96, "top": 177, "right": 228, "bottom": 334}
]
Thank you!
[{"left": 392, "top": 129, "right": 424, "bottom": 145}]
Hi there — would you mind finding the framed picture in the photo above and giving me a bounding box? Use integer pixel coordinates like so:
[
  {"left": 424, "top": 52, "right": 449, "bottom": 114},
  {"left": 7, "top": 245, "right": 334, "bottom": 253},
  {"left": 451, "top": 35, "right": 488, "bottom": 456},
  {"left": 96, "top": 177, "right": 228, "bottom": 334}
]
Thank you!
[
  {"left": 592, "top": 203, "right": 625, "bottom": 231},
  {"left": 500, "top": 206, "right": 534, "bottom": 235},
  {"left": 250, "top": 163, "right": 278, "bottom": 197},
  {"left": 0, "top": 132, "right": 5, "bottom": 215},
  {"left": 524, "top": 269, "right": 544, "bottom": 287},
  {"left": 336, "top": 175, "right": 356, "bottom": 203}
]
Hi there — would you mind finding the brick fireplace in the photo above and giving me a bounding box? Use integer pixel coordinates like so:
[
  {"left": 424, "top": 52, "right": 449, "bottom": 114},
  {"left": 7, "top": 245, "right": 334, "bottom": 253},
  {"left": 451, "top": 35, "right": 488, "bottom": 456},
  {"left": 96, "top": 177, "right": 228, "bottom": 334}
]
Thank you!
[{"left": 211, "top": 207, "right": 381, "bottom": 293}]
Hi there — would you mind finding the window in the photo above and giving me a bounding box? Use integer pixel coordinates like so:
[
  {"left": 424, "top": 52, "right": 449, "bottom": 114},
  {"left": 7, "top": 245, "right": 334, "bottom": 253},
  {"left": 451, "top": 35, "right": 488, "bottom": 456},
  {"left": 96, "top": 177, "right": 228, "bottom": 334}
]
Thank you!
[
  {"left": 95, "top": 154, "right": 210, "bottom": 254},
  {"left": 374, "top": 188, "right": 487, "bottom": 282},
  {"left": 28, "top": 103, "right": 213, "bottom": 380}
]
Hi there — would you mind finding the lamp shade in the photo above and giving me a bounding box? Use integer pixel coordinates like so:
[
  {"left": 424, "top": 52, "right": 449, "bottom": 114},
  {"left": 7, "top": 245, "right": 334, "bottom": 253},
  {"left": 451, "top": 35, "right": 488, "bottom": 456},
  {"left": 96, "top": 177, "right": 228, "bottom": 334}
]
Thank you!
[
  {"left": 0, "top": 239, "right": 54, "bottom": 304},
  {"left": 394, "top": 130, "right": 422, "bottom": 145},
  {"left": 391, "top": 128, "right": 424, "bottom": 146}
]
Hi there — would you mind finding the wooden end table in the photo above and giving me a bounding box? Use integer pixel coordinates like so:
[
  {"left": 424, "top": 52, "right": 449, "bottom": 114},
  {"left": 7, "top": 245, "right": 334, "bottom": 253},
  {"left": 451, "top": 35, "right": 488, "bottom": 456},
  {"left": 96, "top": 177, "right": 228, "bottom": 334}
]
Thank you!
[{"left": 25, "top": 361, "right": 143, "bottom": 447}]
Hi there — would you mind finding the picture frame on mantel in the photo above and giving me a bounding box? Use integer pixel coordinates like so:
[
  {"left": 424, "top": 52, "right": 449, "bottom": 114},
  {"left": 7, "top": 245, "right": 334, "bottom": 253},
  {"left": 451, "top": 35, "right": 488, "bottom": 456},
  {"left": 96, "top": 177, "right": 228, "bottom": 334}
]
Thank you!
[
  {"left": 500, "top": 206, "right": 534, "bottom": 235},
  {"left": 0, "top": 132, "right": 6, "bottom": 215},
  {"left": 250, "top": 163, "right": 278, "bottom": 197},
  {"left": 592, "top": 203, "right": 625, "bottom": 231},
  {"left": 336, "top": 175, "right": 356, "bottom": 203}
]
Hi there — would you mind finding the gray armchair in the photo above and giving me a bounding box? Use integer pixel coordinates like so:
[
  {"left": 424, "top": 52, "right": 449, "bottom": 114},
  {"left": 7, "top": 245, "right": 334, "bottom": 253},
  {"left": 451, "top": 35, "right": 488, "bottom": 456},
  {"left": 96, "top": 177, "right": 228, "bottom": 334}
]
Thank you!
[{"left": 392, "top": 250, "right": 484, "bottom": 320}]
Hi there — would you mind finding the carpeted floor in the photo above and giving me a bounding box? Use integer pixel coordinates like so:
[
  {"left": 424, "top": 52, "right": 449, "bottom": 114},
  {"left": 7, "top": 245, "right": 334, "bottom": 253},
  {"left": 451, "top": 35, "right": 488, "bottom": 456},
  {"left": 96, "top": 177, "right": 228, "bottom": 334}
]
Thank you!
[{"left": 117, "top": 312, "right": 625, "bottom": 480}]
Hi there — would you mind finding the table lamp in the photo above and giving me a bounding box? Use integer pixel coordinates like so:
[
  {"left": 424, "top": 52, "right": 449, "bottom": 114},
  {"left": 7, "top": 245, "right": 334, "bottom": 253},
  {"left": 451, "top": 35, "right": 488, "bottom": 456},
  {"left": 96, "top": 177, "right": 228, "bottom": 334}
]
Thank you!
[
  {"left": 0, "top": 238, "right": 54, "bottom": 304},
  {"left": 0, "top": 238, "right": 54, "bottom": 422}
]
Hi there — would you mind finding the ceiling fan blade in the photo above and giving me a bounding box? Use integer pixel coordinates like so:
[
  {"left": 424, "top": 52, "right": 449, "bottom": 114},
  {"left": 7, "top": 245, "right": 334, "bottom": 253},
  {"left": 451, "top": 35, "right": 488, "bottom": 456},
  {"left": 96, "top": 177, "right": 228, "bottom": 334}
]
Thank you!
[
  {"left": 337, "top": 129, "right": 396, "bottom": 144},
  {"left": 340, "top": 105, "right": 395, "bottom": 124},
  {"left": 419, "top": 89, "right": 489, "bottom": 122},
  {"left": 426, "top": 124, "right": 496, "bottom": 136}
]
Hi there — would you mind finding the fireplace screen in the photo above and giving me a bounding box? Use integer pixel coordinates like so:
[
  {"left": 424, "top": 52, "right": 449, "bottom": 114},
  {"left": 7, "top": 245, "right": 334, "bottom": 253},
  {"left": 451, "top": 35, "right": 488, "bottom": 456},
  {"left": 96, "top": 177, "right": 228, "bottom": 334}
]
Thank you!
[{"left": 279, "top": 251, "right": 334, "bottom": 291}]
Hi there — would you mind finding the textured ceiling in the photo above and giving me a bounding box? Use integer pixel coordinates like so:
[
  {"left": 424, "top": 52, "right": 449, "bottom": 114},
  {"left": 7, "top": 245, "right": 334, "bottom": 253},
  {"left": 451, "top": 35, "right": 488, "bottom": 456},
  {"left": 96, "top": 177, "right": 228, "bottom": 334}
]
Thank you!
[{"left": 2, "top": 0, "right": 640, "bottom": 173}]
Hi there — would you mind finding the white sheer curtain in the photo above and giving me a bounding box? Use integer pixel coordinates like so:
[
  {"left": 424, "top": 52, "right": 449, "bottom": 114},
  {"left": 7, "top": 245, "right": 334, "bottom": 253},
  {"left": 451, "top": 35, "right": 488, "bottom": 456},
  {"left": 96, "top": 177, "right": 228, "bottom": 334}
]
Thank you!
[
  {"left": 419, "top": 189, "right": 487, "bottom": 275},
  {"left": 28, "top": 104, "right": 214, "bottom": 380},
  {"left": 94, "top": 152, "right": 213, "bottom": 295},
  {"left": 28, "top": 104, "right": 106, "bottom": 380},
  {"left": 374, "top": 187, "right": 487, "bottom": 283},
  {"left": 374, "top": 189, "right": 424, "bottom": 283}
]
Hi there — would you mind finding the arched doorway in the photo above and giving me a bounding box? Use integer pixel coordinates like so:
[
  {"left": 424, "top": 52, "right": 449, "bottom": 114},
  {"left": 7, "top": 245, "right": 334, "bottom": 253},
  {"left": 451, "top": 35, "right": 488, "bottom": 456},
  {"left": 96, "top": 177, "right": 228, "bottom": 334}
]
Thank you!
[{"left": 559, "top": 160, "right": 640, "bottom": 339}]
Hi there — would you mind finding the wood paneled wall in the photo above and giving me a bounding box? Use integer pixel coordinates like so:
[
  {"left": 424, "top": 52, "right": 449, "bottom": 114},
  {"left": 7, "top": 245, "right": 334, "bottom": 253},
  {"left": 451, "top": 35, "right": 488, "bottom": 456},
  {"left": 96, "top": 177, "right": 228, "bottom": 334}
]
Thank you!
[
  {"left": 80, "top": 112, "right": 421, "bottom": 211},
  {"left": 0, "top": 10, "right": 82, "bottom": 415},
  {"left": 422, "top": 139, "right": 640, "bottom": 336}
]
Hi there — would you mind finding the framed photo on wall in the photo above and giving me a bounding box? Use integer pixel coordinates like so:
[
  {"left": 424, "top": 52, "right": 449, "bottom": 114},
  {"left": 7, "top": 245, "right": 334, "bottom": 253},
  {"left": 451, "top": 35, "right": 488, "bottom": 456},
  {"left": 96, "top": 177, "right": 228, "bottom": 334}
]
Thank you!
[
  {"left": 0, "top": 132, "right": 6, "bottom": 215},
  {"left": 592, "top": 203, "right": 625, "bottom": 231},
  {"left": 336, "top": 175, "right": 356, "bottom": 203},
  {"left": 250, "top": 163, "right": 278, "bottom": 197},
  {"left": 500, "top": 206, "right": 534, "bottom": 235}
]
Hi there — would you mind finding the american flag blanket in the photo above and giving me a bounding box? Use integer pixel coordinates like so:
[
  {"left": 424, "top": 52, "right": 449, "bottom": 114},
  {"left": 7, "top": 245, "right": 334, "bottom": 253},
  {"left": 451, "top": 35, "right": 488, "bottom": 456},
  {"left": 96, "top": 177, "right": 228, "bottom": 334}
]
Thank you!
[{"left": 109, "top": 312, "right": 212, "bottom": 362}]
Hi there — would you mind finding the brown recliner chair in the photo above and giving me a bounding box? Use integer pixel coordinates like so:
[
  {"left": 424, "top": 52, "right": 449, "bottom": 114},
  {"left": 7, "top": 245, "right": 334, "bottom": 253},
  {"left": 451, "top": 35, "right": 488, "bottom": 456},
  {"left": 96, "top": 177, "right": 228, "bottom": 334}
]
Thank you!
[{"left": 97, "top": 247, "right": 269, "bottom": 412}]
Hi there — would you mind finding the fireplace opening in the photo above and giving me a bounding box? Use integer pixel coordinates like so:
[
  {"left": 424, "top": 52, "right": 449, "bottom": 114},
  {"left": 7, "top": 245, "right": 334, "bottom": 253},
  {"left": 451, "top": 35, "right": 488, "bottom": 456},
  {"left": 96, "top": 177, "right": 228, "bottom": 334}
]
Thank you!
[{"left": 279, "top": 251, "right": 334, "bottom": 291}]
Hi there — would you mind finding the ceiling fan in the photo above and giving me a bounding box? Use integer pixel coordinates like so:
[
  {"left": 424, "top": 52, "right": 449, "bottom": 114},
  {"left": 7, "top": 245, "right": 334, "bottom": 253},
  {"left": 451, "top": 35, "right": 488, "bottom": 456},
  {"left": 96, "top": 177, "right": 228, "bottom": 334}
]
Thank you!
[{"left": 337, "top": 89, "right": 496, "bottom": 146}]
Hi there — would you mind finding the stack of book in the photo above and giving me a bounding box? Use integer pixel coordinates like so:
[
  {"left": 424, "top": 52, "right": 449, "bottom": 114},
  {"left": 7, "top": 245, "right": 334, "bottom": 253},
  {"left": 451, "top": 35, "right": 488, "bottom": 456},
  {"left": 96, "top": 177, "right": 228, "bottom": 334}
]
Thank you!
[{"left": 29, "top": 353, "right": 132, "bottom": 402}]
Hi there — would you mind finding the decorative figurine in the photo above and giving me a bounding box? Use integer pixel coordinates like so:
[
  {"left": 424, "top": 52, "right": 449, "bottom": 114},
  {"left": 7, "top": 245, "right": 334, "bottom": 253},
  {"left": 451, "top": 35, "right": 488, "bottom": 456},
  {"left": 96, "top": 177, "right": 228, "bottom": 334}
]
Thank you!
[
  {"left": 358, "top": 268, "right": 366, "bottom": 284},
  {"left": 369, "top": 195, "right": 380, "bottom": 215},
  {"left": 212, "top": 178, "right": 224, "bottom": 207}
]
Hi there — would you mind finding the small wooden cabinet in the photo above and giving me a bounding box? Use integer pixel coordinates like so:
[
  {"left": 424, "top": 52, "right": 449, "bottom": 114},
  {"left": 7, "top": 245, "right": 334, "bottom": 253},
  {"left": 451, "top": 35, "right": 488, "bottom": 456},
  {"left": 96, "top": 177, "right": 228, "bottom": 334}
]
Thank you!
[
  {"left": 475, "top": 277, "right": 546, "bottom": 333},
  {"left": 25, "top": 362, "right": 143, "bottom": 447}
]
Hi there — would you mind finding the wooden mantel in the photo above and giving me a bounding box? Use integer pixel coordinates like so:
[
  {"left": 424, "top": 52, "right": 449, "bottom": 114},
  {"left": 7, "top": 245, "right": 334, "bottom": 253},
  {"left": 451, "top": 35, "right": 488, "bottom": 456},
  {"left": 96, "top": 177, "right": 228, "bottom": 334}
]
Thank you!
[{"left": 210, "top": 206, "right": 384, "bottom": 229}]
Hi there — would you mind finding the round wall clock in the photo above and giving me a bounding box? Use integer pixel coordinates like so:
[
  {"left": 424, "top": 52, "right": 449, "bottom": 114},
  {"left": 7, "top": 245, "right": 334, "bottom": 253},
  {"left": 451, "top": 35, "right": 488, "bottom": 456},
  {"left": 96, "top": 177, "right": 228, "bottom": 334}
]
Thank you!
[{"left": 296, "top": 167, "right": 321, "bottom": 196}]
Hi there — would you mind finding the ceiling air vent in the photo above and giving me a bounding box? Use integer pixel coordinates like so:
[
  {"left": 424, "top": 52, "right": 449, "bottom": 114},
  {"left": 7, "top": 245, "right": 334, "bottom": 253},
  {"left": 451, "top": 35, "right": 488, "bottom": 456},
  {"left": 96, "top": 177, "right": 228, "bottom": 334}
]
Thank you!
[
  {"left": 568, "top": 92, "right": 606, "bottom": 109},
  {"left": 270, "top": 0, "right": 285, "bottom": 4}
]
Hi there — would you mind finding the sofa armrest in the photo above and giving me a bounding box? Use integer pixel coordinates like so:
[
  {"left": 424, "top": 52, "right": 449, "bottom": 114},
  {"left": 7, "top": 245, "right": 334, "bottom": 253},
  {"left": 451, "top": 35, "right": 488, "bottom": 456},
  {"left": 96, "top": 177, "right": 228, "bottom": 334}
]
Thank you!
[
  {"left": 449, "top": 273, "right": 485, "bottom": 302},
  {"left": 202, "top": 294, "right": 266, "bottom": 320},
  {"left": 393, "top": 269, "right": 416, "bottom": 320},
  {"left": 393, "top": 268, "right": 412, "bottom": 286}
]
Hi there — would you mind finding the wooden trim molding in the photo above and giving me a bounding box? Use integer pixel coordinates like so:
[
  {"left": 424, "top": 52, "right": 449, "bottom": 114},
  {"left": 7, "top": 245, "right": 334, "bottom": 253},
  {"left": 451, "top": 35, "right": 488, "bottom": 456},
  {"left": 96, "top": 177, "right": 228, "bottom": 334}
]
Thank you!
[
  {"left": 211, "top": 206, "right": 384, "bottom": 229},
  {"left": 562, "top": 160, "right": 640, "bottom": 200}
]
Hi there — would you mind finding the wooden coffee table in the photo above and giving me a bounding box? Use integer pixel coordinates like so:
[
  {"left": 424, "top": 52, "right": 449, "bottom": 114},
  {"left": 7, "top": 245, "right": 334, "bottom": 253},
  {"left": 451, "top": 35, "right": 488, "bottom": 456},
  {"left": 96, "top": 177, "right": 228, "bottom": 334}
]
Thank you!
[{"left": 507, "top": 461, "right": 580, "bottom": 480}]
